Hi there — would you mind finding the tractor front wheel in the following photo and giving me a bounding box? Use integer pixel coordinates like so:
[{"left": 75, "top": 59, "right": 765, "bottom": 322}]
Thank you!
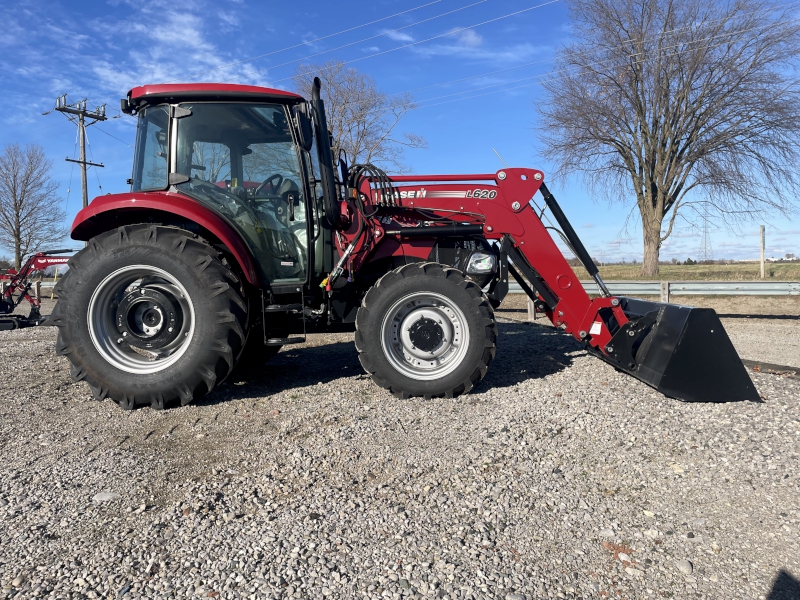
[
  {"left": 355, "top": 263, "right": 497, "bottom": 399},
  {"left": 51, "top": 225, "right": 248, "bottom": 410}
]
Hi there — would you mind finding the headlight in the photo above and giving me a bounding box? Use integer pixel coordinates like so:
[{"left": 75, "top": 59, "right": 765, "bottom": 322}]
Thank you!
[{"left": 466, "top": 252, "right": 497, "bottom": 274}]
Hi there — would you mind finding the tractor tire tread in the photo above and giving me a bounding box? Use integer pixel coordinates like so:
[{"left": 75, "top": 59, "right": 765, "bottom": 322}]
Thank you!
[
  {"left": 53, "top": 225, "right": 247, "bottom": 410},
  {"left": 355, "top": 262, "right": 497, "bottom": 400}
]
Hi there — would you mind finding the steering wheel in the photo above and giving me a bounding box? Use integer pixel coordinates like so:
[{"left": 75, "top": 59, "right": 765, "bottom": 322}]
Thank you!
[{"left": 255, "top": 173, "right": 284, "bottom": 195}]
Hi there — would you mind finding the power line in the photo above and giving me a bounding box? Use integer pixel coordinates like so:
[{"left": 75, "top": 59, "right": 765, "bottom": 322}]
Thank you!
[
  {"left": 85, "top": 128, "right": 104, "bottom": 195},
  {"left": 77, "top": 0, "right": 490, "bottom": 109},
  {"left": 395, "top": 10, "right": 800, "bottom": 108},
  {"left": 167, "top": 0, "right": 447, "bottom": 82},
  {"left": 336, "top": 14, "right": 799, "bottom": 116},
  {"left": 380, "top": 5, "right": 799, "bottom": 100},
  {"left": 93, "top": 126, "right": 134, "bottom": 148},
  {"left": 260, "top": 0, "right": 562, "bottom": 85},
  {"left": 65, "top": 129, "right": 77, "bottom": 212},
  {"left": 228, "top": 0, "right": 496, "bottom": 84}
]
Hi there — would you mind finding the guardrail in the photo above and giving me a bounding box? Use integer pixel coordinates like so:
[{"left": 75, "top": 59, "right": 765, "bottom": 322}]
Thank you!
[
  {"left": 22, "top": 279, "right": 800, "bottom": 301},
  {"left": 508, "top": 280, "right": 800, "bottom": 300}
]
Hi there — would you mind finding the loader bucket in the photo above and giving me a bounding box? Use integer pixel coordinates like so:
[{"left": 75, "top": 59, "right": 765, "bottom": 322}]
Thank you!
[{"left": 593, "top": 298, "right": 760, "bottom": 403}]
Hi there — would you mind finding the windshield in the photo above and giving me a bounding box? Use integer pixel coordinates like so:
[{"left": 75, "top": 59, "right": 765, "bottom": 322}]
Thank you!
[
  {"left": 131, "top": 106, "right": 169, "bottom": 191},
  {"left": 173, "top": 103, "right": 308, "bottom": 285}
]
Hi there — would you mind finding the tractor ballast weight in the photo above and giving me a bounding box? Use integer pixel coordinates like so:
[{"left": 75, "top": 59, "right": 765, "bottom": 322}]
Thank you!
[{"left": 50, "top": 82, "right": 757, "bottom": 409}]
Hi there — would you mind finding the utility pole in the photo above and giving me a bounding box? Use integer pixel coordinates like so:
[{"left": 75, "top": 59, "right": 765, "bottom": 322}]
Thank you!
[
  {"left": 760, "top": 225, "right": 766, "bottom": 279},
  {"left": 55, "top": 95, "right": 106, "bottom": 209}
]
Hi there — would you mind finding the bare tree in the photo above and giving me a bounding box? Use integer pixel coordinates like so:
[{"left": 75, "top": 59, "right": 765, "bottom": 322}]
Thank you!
[
  {"left": 294, "top": 60, "right": 426, "bottom": 172},
  {"left": 538, "top": 0, "right": 800, "bottom": 276},
  {"left": 0, "top": 144, "right": 67, "bottom": 269},
  {"left": 191, "top": 142, "right": 231, "bottom": 183}
]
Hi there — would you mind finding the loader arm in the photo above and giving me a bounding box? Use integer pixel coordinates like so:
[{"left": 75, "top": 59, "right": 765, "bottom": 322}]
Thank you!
[
  {"left": 338, "top": 168, "right": 759, "bottom": 403},
  {"left": 339, "top": 168, "right": 626, "bottom": 354}
]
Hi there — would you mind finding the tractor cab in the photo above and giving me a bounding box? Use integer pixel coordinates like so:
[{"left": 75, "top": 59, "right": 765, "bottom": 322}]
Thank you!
[{"left": 123, "top": 84, "right": 334, "bottom": 289}]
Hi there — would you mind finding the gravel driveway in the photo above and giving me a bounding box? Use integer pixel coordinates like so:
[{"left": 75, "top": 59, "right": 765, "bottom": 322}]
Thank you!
[{"left": 0, "top": 300, "right": 797, "bottom": 600}]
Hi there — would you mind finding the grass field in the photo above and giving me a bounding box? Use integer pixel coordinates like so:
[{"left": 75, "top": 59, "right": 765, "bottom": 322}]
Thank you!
[{"left": 567, "top": 262, "right": 800, "bottom": 281}]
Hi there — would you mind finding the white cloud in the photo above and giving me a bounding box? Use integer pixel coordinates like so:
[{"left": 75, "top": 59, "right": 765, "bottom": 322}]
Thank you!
[
  {"left": 412, "top": 41, "right": 550, "bottom": 64},
  {"left": 85, "top": 4, "right": 273, "bottom": 92},
  {"left": 382, "top": 29, "right": 415, "bottom": 43},
  {"left": 457, "top": 29, "right": 483, "bottom": 48},
  {"left": 217, "top": 11, "right": 240, "bottom": 30}
]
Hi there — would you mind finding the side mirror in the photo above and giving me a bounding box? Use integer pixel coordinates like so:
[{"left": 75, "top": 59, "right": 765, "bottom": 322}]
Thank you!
[{"left": 293, "top": 106, "right": 313, "bottom": 152}]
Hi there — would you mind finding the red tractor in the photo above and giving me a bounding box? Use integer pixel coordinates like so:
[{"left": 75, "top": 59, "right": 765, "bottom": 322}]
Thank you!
[
  {"left": 50, "top": 80, "right": 757, "bottom": 410},
  {"left": 1, "top": 249, "right": 72, "bottom": 330}
]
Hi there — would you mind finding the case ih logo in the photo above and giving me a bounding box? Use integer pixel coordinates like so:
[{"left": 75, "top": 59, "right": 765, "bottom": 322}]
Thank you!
[{"left": 380, "top": 188, "right": 428, "bottom": 201}]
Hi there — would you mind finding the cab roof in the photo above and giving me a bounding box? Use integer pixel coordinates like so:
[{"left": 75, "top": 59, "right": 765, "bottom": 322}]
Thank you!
[{"left": 127, "top": 83, "right": 305, "bottom": 109}]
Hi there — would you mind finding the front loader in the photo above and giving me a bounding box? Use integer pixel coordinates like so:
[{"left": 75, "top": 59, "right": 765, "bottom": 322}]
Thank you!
[
  {"left": 49, "top": 80, "right": 758, "bottom": 410},
  {"left": 1, "top": 249, "right": 72, "bottom": 331}
]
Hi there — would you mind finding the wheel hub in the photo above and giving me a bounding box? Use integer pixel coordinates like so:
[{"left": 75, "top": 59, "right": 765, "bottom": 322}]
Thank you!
[
  {"left": 382, "top": 293, "right": 470, "bottom": 381},
  {"left": 407, "top": 316, "right": 444, "bottom": 352},
  {"left": 116, "top": 287, "right": 182, "bottom": 349}
]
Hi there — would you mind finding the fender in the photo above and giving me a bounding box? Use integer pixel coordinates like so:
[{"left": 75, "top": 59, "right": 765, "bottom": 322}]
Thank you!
[{"left": 71, "top": 191, "right": 261, "bottom": 286}]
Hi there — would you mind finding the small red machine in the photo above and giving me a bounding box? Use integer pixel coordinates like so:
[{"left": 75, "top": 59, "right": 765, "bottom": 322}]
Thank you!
[
  {"left": 48, "top": 80, "right": 757, "bottom": 409},
  {"left": 0, "top": 250, "right": 72, "bottom": 330}
]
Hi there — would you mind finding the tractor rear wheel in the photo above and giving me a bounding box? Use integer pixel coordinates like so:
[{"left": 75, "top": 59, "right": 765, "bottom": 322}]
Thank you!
[
  {"left": 51, "top": 225, "right": 248, "bottom": 410},
  {"left": 355, "top": 263, "right": 497, "bottom": 399}
]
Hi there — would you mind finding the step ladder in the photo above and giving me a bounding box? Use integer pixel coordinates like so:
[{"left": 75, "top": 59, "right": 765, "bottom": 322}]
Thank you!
[{"left": 261, "top": 290, "right": 306, "bottom": 347}]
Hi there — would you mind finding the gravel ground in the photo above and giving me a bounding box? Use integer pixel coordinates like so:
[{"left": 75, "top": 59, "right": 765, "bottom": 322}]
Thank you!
[{"left": 0, "top": 298, "right": 798, "bottom": 600}]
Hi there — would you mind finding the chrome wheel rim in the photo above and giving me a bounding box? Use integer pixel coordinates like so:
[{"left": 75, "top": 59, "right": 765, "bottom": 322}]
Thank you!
[
  {"left": 380, "top": 292, "right": 470, "bottom": 380},
  {"left": 87, "top": 265, "right": 195, "bottom": 375}
]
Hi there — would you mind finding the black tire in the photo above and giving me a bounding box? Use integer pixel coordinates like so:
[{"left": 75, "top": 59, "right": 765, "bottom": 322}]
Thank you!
[
  {"left": 51, "top": 225, "right": 248, "bottom": 410},
  {"left": 355, "top": 262, "right": 497, "bottom": 399}
]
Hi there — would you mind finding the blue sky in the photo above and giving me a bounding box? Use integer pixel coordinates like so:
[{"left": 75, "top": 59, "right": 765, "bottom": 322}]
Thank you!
[{"left": 1, "top": 0, "right": 797, "bottom": 263}]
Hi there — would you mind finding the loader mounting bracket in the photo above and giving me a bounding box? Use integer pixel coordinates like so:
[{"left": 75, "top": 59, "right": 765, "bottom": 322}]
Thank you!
[{"left": 604, "top": 310, "right": 659, "bottom": 370}]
